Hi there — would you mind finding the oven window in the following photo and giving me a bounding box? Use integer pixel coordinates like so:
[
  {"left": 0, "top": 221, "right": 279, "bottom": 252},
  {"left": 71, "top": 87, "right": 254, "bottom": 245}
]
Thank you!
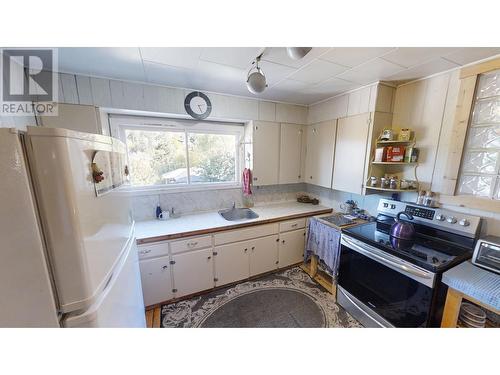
[{"left": 338, "top": 245, "right": 433, "bottom": 327}]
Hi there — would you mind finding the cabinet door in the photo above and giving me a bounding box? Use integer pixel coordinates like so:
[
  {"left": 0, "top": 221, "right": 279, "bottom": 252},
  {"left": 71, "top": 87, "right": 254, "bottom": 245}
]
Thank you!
[
  {"left": 252, "top": 121, "right": 280, "bottom": 186},
  {"left": 332, "top": 113, "right": 371, "bottom": 194},
  {"left": 304, "top": 120, "right": 336, "bottom": 188},
  {"left": 214, "top": 241, "right": 250, "bottom": 286},
  {"left": 279, "top": 229, "right": 306, "bottom": 268},
  {"left": 249, "top": 235, "right": 279, "bottom": 277},
  {"left": 279, "top": 123, "right": 303, "bottom": 184},
  {"left": 172, "top": 248, "right": 214, "bottom": 298},
  {"left": 139, "top": 255, "right": 173, "bottom": 307},
  {"left": 38, "top": 103, "right": 102, "bottom": 134}
]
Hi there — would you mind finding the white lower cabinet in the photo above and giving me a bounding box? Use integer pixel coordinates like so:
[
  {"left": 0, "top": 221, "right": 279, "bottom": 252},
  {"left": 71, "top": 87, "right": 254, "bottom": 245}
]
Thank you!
[
  {"left": 214, "top": 241, "right": 250, "bottom": 287},
  {"left": 278, "top": 229, "right": 306, "bottom": 268},
  {"left": 172, "top": 248, "right": 214, "bottom": 298},
  {"left": 249, "top": 235, "right": 279, "bottom": 276},
  {"left": 138, "top": 217, "right": 313, "bottom": 305},
  {"left": 139, "top": 255, "right": 173, "bottom": 306}
]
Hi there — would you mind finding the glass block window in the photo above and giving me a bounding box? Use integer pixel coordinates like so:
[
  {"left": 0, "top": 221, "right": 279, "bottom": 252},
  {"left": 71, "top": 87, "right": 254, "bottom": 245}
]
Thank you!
[{"left": 458, "top": 69, "right": 500, "bottom": 199}]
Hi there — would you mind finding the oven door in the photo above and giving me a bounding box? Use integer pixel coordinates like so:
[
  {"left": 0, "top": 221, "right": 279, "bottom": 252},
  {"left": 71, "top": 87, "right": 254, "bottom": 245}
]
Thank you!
[{"left": 338, "top": 234, "right": 436, "bottom": 327}]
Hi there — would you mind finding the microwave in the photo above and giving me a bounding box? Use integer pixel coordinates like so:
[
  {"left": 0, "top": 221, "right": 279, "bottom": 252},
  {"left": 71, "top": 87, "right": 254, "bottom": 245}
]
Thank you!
[{"left": 472, "top": 236, "right": 500, "bottom": 274}]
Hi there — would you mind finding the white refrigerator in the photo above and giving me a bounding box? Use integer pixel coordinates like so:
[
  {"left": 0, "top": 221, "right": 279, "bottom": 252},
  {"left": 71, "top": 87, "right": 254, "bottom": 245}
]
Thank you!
[{"left": 0, "top": 127, "right": 146, "bottom": 327}]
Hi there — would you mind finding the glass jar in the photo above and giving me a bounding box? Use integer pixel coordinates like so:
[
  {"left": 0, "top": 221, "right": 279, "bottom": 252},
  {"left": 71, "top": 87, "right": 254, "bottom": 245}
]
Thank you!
[
  {"left": 389, "top": 178, "right": 398, "bottom": 190},
  {"left": 370, "top": 176, "right": 378, "bottom": 187},
  {"left": 380, "top": 177, "right": 389, "bottom": 188}
]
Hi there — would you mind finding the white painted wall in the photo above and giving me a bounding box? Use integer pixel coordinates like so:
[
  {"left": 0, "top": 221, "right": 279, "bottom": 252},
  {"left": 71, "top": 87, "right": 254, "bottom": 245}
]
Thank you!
[{"left": 47, "top": 73, "right": 309, "bottom": 126}]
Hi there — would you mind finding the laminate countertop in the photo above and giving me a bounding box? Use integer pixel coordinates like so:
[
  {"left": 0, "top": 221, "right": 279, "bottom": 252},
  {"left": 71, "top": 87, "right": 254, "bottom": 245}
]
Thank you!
[{"left": 135, "top": 202, "right": 332, "bottom": 244}]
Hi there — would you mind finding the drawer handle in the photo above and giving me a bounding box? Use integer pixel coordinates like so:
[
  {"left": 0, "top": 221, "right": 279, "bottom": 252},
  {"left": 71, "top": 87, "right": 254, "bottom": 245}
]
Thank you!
[
  {"left": 244, "top": 248, "right": 248, "bottom": 253},
  {"left": 140, "top": 249, "right": 151, "bottom": 254},
  {"left": 207, "top": 256, "right": 212, "bottom": 260},
  {"left": 291, "top": 223, "right": 298, "bottom": 228},
  {"left": 162, "top": 265, "right": 168, "bottom": 270},
  {"left": 282, "top": 240, "right": 285, "bottom": 244},
  {"left": 187, "top": 241, "right": 198, "bottom": 247}
]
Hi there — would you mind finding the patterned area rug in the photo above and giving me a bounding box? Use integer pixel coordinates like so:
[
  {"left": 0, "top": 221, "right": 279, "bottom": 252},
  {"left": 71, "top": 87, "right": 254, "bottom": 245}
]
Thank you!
[{"left": 160, "top": 267, "right": 362, "bottom": 328}]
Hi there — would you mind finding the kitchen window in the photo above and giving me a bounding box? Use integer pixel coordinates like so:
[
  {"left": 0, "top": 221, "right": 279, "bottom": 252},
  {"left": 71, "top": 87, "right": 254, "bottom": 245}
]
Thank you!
[
  {"left": 110, "top": 116, "right": 243, "bottom": 191},
  {"left": 457, "top": 69, "right": 500, "bottom": 200}
]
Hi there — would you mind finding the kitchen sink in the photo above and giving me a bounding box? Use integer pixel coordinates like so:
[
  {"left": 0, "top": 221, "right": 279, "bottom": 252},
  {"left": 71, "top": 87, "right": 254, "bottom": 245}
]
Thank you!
[{"left": 218, "top": 207, "right": 259, "bottom": 221}]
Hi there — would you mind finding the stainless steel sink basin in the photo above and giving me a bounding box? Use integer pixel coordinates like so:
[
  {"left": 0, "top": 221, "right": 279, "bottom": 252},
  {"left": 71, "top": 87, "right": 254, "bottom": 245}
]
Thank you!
[{"left": 218, "top": 207, "right": 259, "bottom": 221}]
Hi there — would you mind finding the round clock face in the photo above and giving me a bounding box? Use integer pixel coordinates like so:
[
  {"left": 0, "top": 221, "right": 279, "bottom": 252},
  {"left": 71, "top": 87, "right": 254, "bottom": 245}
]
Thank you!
[{"left": 184, "top": 91, "right": 212, "bottom": 120}]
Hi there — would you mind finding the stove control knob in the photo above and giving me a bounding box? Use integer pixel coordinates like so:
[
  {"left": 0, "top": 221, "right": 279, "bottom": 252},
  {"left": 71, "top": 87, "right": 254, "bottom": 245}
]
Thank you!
[
  {"left": 390, "top": 204, "right": 396, "bottom": 209},
  {"left": 435, "top": 214, "right": 446, "bottom": 221},
  {"left": 446, "top": 216, "right": 457, "bottom": 224},
  {"left": 459, "top": 219, "right": 470, "bottom": 227},
  {"left": 383, "top": 203, "right": 389, "bottom": 208}
]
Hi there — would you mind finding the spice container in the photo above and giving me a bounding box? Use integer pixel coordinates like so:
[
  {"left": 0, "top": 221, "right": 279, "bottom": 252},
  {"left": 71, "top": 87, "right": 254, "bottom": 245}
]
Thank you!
[
  {"left": 416, "top": 190, "right": 426, "bottom": 205},
  {"left": 380, "top": 177, "right": 389, "bottom": 188},
  {"left": 400, "top": 179, "right": 409, "bottom": 190},
  {"left": 398, "top": 128, "right": 412, "bottom": 141},
  {"left": 369, "top": 176, "right": 378, "bottom": 187},
  {"left": 389, "top": 177, "right": 399, "bottom": 190},
  {"left": 404, "top": 147, "right": 419, "bottom": 163},
  {"left": 424, "top": 191, "right": 435, "bottom": 207}
]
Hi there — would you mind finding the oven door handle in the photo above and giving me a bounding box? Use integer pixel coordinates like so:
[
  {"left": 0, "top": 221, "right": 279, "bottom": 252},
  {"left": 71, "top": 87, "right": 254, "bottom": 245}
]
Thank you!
[{"left": 341, "top": 235, "right": 433, "bottom": 280}]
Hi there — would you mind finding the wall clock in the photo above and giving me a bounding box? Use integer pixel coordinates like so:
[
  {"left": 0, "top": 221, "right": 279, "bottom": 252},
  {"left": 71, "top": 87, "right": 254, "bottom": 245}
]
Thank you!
[{"left": 184, "top": 91, "right": 212, "bottom": 120}]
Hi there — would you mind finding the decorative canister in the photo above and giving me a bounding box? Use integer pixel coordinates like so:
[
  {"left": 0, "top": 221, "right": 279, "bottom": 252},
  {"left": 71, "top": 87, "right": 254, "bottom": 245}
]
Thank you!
[
  {"left": 369, "top": 176, "right": 378, "bottom": 187},
  {"left": 389, "top": 178, "right": 399, "bottom": 190},
  {"left": 380, "top": 177, "right": 389, "bottom": 188}
]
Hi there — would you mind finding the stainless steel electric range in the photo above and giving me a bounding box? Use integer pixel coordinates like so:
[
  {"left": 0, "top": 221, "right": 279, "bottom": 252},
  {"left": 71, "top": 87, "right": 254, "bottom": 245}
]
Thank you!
[{"left": 337, "top": 198, "right": 482, "bottom": 328}]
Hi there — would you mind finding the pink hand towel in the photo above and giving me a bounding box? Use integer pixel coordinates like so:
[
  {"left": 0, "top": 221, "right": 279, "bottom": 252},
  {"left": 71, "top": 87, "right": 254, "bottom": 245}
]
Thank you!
[{"left": 242, "top": 168, "right": 252, "bottom": 196}]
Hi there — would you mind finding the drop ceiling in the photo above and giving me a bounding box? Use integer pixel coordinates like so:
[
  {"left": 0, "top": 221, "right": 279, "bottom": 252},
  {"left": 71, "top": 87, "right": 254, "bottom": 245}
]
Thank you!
[{"left": 57, "top": 47, "right": 500, "bottom": 105}]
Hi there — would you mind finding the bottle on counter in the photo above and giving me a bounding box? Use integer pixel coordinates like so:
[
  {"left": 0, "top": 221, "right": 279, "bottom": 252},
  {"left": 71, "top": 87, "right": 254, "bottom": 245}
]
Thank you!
[
  {"left": 416, "top": 190, "right": 426, "bottom": 205},
  {"left": 424, "top": 191, "right": 435, "bottom": 207}
]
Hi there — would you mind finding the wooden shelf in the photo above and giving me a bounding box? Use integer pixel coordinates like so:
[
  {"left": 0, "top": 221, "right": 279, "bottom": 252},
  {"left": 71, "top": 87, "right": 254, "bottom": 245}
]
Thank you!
[
  {"left": 365, "top": 186, "right": 418, "bottom": 193},
  {"left": 376, "top": 139, "right": 415, "bottom": 145},
  {"left": 371, "top": 161, "right": 417, "bottom": 165}
]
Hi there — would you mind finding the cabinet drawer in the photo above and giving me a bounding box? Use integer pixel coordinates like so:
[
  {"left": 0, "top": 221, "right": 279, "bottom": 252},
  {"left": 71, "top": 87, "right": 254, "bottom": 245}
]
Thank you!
[
  {"left": 137, "top": 241, "right": 169, "bottom": 260},
  {"left": 170, "top": 235, "right": 212, "bottom": 254},
  {"left": 214, "top": 223, "right": 279, "bottom": 245},
  {"left": 279, "top": 218, "right": 306, "bottom": 232}
]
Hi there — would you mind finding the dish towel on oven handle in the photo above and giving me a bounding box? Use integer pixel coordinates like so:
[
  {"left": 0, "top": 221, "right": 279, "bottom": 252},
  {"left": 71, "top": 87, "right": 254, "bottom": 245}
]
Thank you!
[
  {"left": 242, "top": 168, "right": 252, "bottom": 196},
  {"left": 305, "top": 217, "right": 341, "bottom": 279}
]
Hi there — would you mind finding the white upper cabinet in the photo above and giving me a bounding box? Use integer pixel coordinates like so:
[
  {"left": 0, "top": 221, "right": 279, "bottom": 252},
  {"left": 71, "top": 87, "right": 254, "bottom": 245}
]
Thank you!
[
  {"left": 252, "top": 121, "right": 280, "bottom": 186},
  {"left": 279, "top": 123, "right": 304, "bottom": 184},
  {"left": 304, "top": 120, "right": 337, "bottom": 188},
  {"left": 332, "top": 112, "right": 371, "bottom": 194},
  {"left": 37, "top": 103, "right": 103, "bottom": 135}
]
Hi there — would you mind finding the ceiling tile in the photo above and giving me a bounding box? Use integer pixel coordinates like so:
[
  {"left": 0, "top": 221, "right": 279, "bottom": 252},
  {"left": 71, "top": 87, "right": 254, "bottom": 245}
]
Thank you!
[
  {"left": 270, "top": 79, "right": 311, "bottom": 92},
  {"left": 320, "top": 47, "right": 396, "bottom": 68},
  {"left": 261, "top": 47, "right": 331, "bottom": 68},
  {"left": 199, "top": 47, "right": 263, "bottom": 69},
  {"left": 305, "top": 77, "right": 360, "bottom": 95},
  {"left": 443, "top": 47, "right": 500, "bottom": 65},
  {"left": 144, "top": 60, "right": 197, "bottom": 88},
  {"left": 381, "top": 47, "right": 460, "bottom": 68},
  {"left": 387, "top": 58, "right": 460, "bottom": 81},
  {"left": 259, "top": 61, "right": 296, "bottom": 87},
  {"left": 288, "top": 59, "right": 348, "bottom": 84},
  {"left": 337, "top": 58, "right": 406, "bottom": 84},
  {"left": 140, "top": 47, "right": 203, "bottom": 69},
  {"left": 58, "top": 47, "right": 145, "bottom": 81}
]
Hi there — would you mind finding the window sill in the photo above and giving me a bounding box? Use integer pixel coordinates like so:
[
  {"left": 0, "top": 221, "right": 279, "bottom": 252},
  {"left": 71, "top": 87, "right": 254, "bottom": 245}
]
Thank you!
[
  {"left": 116, "top": 183, "right": 242, "bottom": 196},
  {"left": 439, "top": 194, "right": 500, "bottom": 214}
]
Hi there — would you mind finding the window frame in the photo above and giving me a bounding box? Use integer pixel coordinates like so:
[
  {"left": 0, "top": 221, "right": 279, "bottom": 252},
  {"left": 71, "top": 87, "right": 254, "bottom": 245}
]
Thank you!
[
  {"left": 440, "top": 57, "right": 500, "bottom": 213},
  {"left": 110, "top": 115, "right": 244, "bottom": 194}
]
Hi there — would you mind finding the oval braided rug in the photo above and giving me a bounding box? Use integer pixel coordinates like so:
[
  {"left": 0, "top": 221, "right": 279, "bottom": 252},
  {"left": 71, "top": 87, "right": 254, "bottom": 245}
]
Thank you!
[{"left": 160, "top": 267, "right": 362, "bottom": 328}]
